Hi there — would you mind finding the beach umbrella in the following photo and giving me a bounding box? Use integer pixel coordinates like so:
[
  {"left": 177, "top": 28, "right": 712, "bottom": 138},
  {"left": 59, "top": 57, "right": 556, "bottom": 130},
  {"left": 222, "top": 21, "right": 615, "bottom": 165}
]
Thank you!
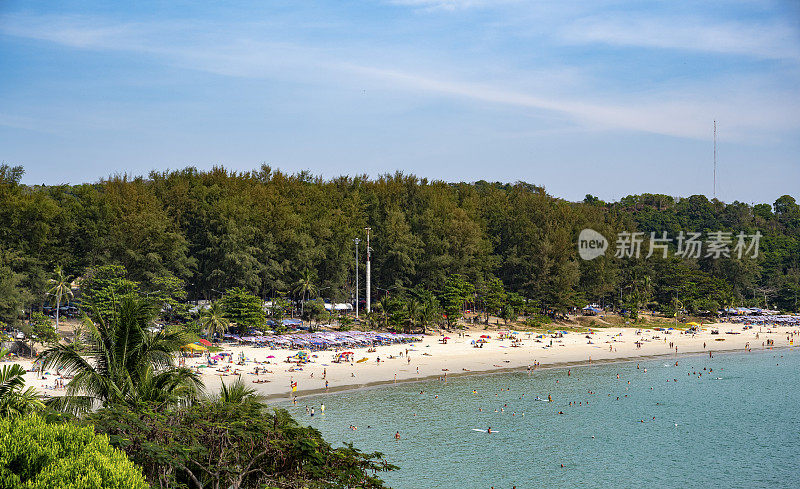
[
  {"left": 443, "top": 336, "right": 451, "bottom": 339},
  {"left": 196, "top": 339, "right": 212, "bottom": 347},
  {"left": 480, "top": 335, "right": 490, "bottom": 338},
  {"left": 266, "top": 355, "right": 275, "bottom": 358},
  {"left": 181, "top": 343, "right": 207, "bottom": 352}
]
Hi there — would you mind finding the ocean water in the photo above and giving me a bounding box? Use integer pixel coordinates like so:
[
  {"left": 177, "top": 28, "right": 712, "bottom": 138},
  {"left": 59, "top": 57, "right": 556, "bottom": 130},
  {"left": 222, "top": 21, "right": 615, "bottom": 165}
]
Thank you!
[{"left": 281, "top": 348, "right": 800, "bottom": 489}]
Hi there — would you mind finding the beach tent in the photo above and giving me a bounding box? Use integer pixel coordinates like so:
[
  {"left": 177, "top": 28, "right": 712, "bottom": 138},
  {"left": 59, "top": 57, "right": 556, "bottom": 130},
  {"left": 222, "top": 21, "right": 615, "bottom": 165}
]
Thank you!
[
  {"left": 181, "top": 343, "right": 207, "bottom": 352},
  {"left": 582, "top": 306, "right": 602, "bottom": 316}
]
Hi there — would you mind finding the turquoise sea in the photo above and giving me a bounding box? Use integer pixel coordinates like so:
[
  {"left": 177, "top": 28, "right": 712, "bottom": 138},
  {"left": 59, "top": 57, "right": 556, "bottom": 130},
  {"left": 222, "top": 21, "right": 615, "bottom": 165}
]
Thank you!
[{"left": 281, "top": 348, "right": 800, "bottom": 489}]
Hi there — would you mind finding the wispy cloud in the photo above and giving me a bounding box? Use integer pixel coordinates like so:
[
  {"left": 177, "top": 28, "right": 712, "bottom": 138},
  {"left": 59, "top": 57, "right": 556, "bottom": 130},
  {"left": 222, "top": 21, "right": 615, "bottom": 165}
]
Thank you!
[
  {"left": 343, "top": 63, "right": 800, "bottom": 140},
  {"left": 386, "top": 0, "right": 510, "bottom": 11},
  {"left": 563, "top": 15, "right": 800, "bottom": 61},
  {"left": 2, "top": 12, "right": 798, "bottom": 141}
]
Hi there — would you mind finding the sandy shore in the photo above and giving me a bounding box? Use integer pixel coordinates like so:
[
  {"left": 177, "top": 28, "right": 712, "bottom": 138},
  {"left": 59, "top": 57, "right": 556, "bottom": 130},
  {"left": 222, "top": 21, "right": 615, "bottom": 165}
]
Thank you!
[{"left": 10, "top": 322, "right": 797, "bottom": 402}]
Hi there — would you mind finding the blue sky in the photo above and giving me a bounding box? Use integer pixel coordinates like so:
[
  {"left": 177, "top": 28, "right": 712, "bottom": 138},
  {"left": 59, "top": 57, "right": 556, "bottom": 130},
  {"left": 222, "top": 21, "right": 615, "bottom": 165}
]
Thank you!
[{"left": 1, "top": 0, "right": 798, "bottom": 204}]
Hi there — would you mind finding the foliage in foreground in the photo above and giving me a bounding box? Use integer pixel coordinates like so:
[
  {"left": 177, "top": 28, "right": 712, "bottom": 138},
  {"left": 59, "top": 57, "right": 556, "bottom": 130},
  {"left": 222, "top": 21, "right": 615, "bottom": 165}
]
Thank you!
[
  {"left": 0, "top": 357, "right": 45, "bottom": 418},
  {"left": 86, "top": 399, "right": 396, "bottom": 489},
  {"left": 0, "top": 413, "right": 148, "bottom": 489},
  {"left": 40, "top": 295, "right": 202, "bottom": 415}
]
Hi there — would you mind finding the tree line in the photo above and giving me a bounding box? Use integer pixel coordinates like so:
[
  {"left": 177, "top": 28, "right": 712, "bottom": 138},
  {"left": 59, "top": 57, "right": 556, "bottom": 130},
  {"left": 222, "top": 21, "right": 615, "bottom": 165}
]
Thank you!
[{"left": 1, "top": 163, "right": 798, "bottom": 329}]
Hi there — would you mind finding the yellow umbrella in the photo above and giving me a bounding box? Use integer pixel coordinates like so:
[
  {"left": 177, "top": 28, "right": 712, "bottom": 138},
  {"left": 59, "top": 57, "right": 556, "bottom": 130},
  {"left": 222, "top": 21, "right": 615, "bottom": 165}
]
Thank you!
[
  {"left": 685, "top": 322, "right": 701, "bottom": 326},
  {"left": 181, "top": 343, "right": 207, "bottom": 351}
]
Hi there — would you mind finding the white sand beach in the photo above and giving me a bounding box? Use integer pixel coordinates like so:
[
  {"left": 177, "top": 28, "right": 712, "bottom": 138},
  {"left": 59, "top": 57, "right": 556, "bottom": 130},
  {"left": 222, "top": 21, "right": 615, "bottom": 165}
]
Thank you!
[{"left": 12, "top": 323, "right": 797, "bottom": 402}]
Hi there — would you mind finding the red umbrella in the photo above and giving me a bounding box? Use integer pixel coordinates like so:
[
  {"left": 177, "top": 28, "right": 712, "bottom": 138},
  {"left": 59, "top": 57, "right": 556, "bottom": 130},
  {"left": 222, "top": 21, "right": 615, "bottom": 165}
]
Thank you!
[
  {"left": 342, "top": 352, "right": 354, "bottom": 355},
  {"left": 480, "top": 335, "right": 490, "bottom": 338},
  {"left": 197, "top": 339, "right": 212, "bottom": 347},
  {"left": 443, "top": 337, "right": 451, "bottom": 340}
]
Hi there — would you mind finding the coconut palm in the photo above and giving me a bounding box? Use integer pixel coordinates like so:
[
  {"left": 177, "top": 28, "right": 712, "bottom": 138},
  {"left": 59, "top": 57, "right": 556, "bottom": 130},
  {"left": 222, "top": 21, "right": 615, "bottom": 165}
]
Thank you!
[
  {"left": 46, "top": 265, "right": 73, "bottom": 329},
  {"left": 293, "top": 268, "right": 318, "bottom": 317},
  {"left": 211, "top": 376, "right": 265, "bottom": 405},
  {"left": 405, "top": 299, "right": 420, "bottom": 333},
  {"left": 199, "top": 301, "right": 228, "bottom": 343},
  {"left": 40, "top": 295, "right": 203, "bottom": 414},
  {"left": 419, "top": 300, "right": 439, "bottom": 334},
  {"left": 0, "top": 349, "right": 45, "bottom": 418},
  {"left": 133, "top": 364, "right": 203, "bottom": 410}
]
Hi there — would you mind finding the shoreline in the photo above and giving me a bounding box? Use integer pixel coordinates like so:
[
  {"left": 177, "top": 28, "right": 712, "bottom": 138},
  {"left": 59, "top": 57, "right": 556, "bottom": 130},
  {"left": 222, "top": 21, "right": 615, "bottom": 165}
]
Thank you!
[
  {"left": 264, "top": 344, "right": 796, "bottom": 402},
  {"left": 11, "top": 323, "right": 798, "bottom": 403}
]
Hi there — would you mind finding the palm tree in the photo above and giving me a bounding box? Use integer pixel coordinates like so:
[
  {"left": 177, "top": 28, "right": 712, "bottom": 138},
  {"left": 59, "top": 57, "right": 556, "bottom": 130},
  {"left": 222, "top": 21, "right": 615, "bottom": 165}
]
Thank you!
[
  {"left": 379, "top": 295, "right": 392, "bottom": 329},
  {"left": 134, "top": 364, "right": 203, "bottom": 409},
  {"left": 0, "top": 348, "right": 45, "bottom": 417},
  {"left": 40, "top": 295, "right": 203, "bottom": 414},
  {"left": 46, "top": 265, "right": 73, "bottom": 329},
  {"left": 405, "top": 299, "right": 420, "bottom": 333},
  {"left": 419, "top": 300, "right": 439, "bottom": 334},
  {"left": 212, "top": 376, "right": 265, "bottom": 405},
  {"left": 199, "top": 302, "right": 228, "bottom": 343},
  {"left": 293, "top": 268, "right": 318, "bottom": 318}
]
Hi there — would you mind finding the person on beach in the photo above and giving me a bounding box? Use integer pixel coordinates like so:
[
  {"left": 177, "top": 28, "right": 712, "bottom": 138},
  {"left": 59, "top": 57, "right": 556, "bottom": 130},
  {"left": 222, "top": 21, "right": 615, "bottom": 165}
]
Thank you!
[{"left": 395, "top": 431, "right": 401, "bottom": 439}]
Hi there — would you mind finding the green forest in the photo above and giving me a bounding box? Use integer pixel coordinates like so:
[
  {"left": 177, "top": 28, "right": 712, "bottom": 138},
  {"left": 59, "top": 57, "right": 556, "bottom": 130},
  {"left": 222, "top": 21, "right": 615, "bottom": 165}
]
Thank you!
[{"left": 1, "top": 163, "right": 799, "bottom": 328}]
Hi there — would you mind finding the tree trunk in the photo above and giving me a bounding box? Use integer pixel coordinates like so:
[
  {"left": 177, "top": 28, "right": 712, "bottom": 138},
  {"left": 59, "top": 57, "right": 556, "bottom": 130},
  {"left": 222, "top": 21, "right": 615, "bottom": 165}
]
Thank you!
[{"left": 55, "top": 298, "right": 60, "bottom": 329}]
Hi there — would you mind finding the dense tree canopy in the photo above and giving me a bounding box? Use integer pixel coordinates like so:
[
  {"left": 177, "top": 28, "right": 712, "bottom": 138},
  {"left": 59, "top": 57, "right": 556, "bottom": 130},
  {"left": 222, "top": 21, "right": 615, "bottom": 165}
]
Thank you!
[{"left": 1, "top": 164, "right": 798, "bottom": 326}]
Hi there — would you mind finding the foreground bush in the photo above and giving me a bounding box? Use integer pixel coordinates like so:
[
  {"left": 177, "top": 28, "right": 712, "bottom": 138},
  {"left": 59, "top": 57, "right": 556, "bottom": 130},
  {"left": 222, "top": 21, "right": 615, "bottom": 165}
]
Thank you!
[
  {"left": 87, "top": 399, "right": 396, "bottom": 489},
  {"left": 0, "top": 414, "right": 148, "bottom": 489}
]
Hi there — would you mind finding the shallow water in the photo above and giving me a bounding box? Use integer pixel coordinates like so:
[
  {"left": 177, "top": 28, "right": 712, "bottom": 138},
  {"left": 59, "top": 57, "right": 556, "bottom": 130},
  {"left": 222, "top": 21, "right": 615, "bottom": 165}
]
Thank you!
[{"left": 280, "top": 348, "right": 800, "bottom": 488}]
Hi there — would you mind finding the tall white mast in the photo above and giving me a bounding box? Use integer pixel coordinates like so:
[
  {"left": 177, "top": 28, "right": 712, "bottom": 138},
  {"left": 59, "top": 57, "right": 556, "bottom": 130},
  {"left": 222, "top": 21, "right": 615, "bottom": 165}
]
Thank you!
[
  {"left": 354, "top": 238, "right": 360, "bottom": 319},
  {"left": 365, "top": 227, "right": 371, "bottom": 314}
]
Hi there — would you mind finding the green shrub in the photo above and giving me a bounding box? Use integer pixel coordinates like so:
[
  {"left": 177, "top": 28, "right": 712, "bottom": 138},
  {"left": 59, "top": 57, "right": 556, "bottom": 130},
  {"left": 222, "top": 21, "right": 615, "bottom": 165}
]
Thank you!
[
  {"left": 524, "top": 314, "right": 552, "bottom": 328},
  {"left": 0, "top": 414, "right": 147, "bottom": 489}
]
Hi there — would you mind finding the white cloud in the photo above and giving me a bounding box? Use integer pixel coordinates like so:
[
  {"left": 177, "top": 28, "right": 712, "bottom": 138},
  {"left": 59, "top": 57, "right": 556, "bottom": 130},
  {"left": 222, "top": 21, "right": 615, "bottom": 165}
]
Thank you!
[
  {"left": 386, "top": 0, "right": 510, "bottom": 11},
  {"left": 563, "top": 15, "right": 800, "bottom": 61},
  {"left": 341, "top": 63, "right": 800, "bottom": 140},
  {"left": 2, "top": 12, "right": 798, "bottom": 142}
]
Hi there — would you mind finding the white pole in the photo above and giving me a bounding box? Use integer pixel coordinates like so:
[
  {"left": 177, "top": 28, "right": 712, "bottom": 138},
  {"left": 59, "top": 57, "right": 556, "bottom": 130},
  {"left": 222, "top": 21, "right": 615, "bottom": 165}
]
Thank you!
[
  {"left": 354, "top": 238, "right": 360, "bottom": 319},
  {"left": 365, "top": 227, "right": 371, "bottom": 314}
]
